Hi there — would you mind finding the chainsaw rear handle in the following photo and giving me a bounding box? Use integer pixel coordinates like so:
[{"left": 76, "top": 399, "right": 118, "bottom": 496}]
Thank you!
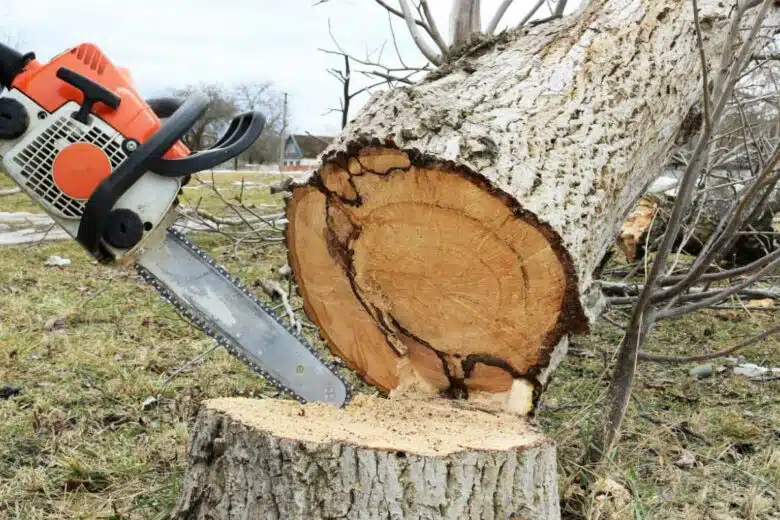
[{"left": 145, "top": 97, "right": 266, "bottom": 177}]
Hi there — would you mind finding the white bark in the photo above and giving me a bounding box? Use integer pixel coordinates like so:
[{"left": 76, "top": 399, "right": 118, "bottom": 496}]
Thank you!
[
  {"left": 172, "top": 397, "right": 560, "bottom": 520},
  {"left": 330, "top": 0, "right": 774, "bottom": 314},
  {"left": 450, "top": 0, "right": 482, "bottom": 46}
]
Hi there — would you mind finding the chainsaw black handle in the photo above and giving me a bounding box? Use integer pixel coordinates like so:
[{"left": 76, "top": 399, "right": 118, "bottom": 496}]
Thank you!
[
  {"left": 146, "top": 97, "right": 183, "bottom": 119},
  {"left": 77, "top": 92, "right": 210, "bottom": 258},
  {"left": 148, "top": 110, "right": 266, "bottom": 177},
  {"left": 0, "top": 42, "right": 34, "bottom": 90}
]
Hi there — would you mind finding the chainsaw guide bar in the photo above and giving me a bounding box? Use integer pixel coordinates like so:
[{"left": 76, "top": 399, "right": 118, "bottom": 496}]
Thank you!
[{"left": 134, "top": 227, "right": 354, "bottom": 407}]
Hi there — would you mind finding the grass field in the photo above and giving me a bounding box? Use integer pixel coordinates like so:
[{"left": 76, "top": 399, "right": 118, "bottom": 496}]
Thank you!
[{"left": 0, "top": 172, "right": 778, "bottom": 519}]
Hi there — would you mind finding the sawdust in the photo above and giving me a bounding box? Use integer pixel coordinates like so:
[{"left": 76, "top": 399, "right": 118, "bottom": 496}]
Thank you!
[{"left": 206, "top": 395, "right": 547, "bottom": 457}]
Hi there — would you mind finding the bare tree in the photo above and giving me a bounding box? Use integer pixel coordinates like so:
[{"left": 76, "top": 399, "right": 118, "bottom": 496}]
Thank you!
[
  {"left": 318, "top": 15, "right": 431, "bottom": 128},
  {"left": 232, "top": 82, "right": 286, "bottom": 166},
  {"left": 167, "top": 81, "right": 285, "bottom": 167},
  {"left": 583, "top": 0, "right": 780, "bottom": 469}
]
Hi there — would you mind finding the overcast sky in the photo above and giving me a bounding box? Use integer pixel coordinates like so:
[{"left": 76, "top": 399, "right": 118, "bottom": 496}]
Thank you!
[{"left": 3, "top": 1, "right": 574, "bottom": 136}]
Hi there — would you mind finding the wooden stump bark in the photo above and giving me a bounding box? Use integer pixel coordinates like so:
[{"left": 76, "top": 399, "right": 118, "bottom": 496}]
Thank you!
[{"left": 172, "top": 397, "right": 560, "bottom": 520}]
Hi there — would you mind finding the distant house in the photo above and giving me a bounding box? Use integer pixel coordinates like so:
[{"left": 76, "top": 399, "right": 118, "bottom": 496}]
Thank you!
[{"left": 282, "top": 134, "right": 334, "bottom": 171}]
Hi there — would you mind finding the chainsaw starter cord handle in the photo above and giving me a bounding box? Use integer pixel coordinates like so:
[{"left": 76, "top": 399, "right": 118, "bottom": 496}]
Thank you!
[{"left": 77, "top": 92, "right": 210, "bottom": 259}]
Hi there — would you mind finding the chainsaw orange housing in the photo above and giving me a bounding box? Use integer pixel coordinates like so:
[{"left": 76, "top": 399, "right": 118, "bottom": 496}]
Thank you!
[{"left": 11, "top": 43, "right": 189, "bottom": 161}]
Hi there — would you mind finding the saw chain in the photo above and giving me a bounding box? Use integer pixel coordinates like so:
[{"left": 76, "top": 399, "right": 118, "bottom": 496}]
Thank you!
[{"left": 134, "top": 226, "right": 354, "bottom": 405}]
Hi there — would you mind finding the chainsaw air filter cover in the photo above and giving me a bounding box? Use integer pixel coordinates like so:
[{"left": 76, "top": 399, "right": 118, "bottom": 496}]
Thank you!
[{"left": 12, "top": 114, "right": 127, "bottom": 218}]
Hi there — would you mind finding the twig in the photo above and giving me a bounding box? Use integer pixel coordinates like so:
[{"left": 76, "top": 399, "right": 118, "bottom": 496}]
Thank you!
[
  {"left": 487, "top": 0, "right": 515, "bottom": 34},
  {"left": 658, "top": 254, "right": 780, "bottom": 318},
  {"left": 399, "top": 0, "right": 442, "bottom": 65},
  {"left": 603, "top": 281, "right": 780, "bottom": 304},
  {"left": 180, "top": 207, "right": 282, "bottom": 227},
  {"left": 639, "top": 323, "right": 780, "bottom": 363},
  {"left": 256, "top": 279, "right": 302, "bottom": 335},
  {"left": 160, "top": 344, "right": 221, "bottom": 387}
]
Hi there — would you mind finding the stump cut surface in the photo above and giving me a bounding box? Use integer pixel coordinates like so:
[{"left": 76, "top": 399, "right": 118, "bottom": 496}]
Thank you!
[
  {"left": 206, "top": 395, "right": 546, "bottom": 457},
  {"left": 286, "top": 143, "right": 587, "bottom": 396}
]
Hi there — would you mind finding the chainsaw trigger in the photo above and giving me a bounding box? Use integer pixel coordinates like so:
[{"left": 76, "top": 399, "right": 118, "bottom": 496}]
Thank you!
[{"left": 149, "top": 110, "right": 266, "bottom": 177}]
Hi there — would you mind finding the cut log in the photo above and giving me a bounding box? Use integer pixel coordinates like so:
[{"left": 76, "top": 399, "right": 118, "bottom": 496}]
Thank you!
[
  {"left": 172, "top": 396, "right": 560, "bottom": 520},
  {"left": 284, "top": 0, "right": 778, "bottom": 411},
  {"left": 620, "top": 193, "right": 778, "bottom": 267},
  {"left": 286, "top": 146, "right": 588, "bottom": 412},
  {"left": 617, "top": 196, "right": 660, "bottom": 263}
]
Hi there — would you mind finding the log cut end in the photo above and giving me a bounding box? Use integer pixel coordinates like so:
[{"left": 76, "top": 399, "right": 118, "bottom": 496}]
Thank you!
[
  {"left": 286, "top": 140, "right": 589, "bottom": 411},
  {"left": 172, "top": 396, "right": 561, "bottom": 520}
]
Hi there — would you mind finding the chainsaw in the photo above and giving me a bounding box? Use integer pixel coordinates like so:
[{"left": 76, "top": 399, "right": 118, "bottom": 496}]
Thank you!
[{"left": 0, "top": 42, "right": 351, "bottom": 407}]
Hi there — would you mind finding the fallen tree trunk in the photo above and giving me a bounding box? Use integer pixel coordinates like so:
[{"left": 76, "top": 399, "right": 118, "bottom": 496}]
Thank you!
[
  {"left": 284, "top": 0, "right": 776, "bottom": 411},
  {"left": 172, "top": 397, "right": 560, "bottom": 520}
]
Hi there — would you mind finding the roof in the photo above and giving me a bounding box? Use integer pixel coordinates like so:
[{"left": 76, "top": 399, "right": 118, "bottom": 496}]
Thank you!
[{"left": 287, "top": 134, "right": 335, "bottom": 158}]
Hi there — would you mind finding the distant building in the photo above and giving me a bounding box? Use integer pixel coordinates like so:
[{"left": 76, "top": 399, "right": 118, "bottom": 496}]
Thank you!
[{"left": 282, "top": 134, "right": 334, "bottom": 171}]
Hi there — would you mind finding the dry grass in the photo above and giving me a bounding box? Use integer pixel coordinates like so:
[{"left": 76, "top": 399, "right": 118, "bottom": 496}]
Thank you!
[{"left": 0, "top": 173, "right": 778, "bottom": 519}]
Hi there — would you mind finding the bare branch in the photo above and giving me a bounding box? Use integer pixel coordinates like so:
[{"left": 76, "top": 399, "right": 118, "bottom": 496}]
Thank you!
[
  {"left": 373, "top": 0, "right": 435, "bottom": 40},
  {"left": 419, "top": 0, "right": 449, "bottom": 53},
  {"left": 518, "top": 0, "right": 546, "bottom": 27},
  {"left": 639, "top": 323, "right": 780, "bottom": 363},
  {"left": 657, "top": 253, "right": 780, "bottom": 319},
  {"left": 553, "top": 0, "right": 568, "bottom": 17},
  {"left": 487, "top": 0, "right": 516, "bottom": 34},
  {"left": 257, "top": 279, "right": 302, "bottom": 335},
  {"left": 399, "top": 0, "right": 442, "bottom": 65},
  {"left": 471, "top": 0, "right": 482, "bottom": 34},
  {"left": 692, "top": 0, "right": 712, "bottom": 134},
  {"left": 451, "top": 0, "right": 479, "bottom": 46},
  {"left": 659, "top": 246, "right": 780, "bottom": 285}
]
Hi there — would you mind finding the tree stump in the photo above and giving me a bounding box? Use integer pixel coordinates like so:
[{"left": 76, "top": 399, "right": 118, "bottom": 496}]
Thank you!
[{"left": 172, "top": 396, "right": 560, "bottom": 520}]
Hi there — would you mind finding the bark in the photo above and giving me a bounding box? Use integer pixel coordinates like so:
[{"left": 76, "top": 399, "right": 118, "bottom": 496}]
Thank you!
[
  {"left": 284, "top": 0, "right": 778, "bottom": 412},
  {"left": 172, "top": 397, "right": 560, "bottom": 520}
]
